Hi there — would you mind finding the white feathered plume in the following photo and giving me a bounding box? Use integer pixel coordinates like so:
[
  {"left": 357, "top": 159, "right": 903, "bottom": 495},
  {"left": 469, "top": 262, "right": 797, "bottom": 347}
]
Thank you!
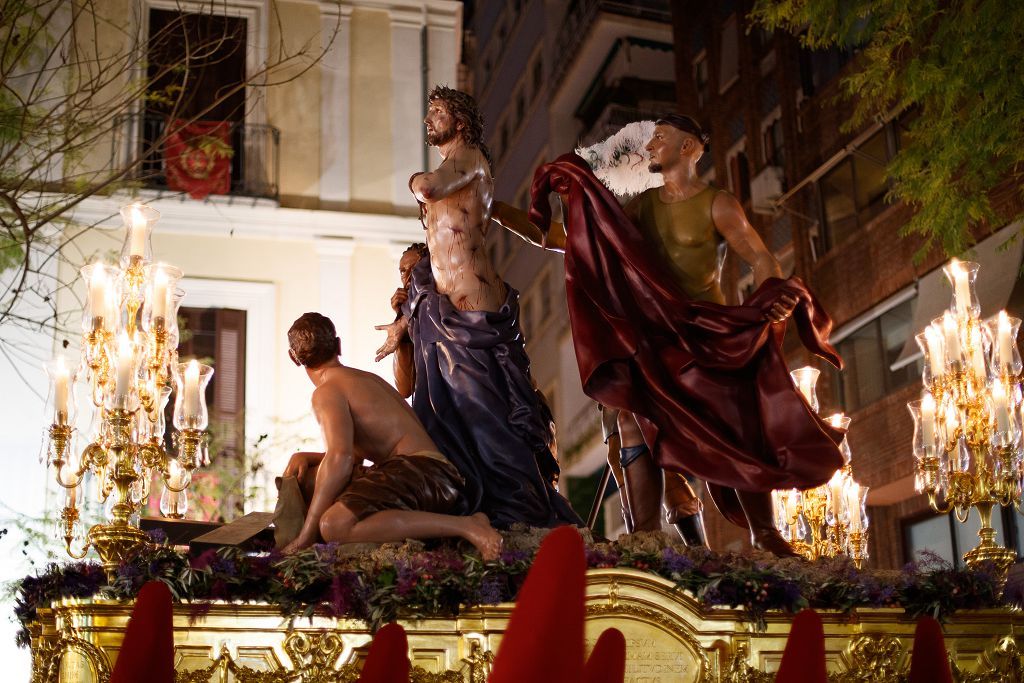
[{"left": 575, "top": 121, "right": 663, "bottom": 198}]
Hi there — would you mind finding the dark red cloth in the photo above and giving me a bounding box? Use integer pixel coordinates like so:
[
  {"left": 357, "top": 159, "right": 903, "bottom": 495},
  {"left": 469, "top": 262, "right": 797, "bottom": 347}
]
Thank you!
[
  {"left": 775, "top": 609, "right": 826, "bottom": 683},
  {"left": 909, "top": 616, "right": 953, "bottom": 683},
  {"left": 164, "top": 119, "right": 232, "bottom": 199},
  {"left": 529, "top": 154, "right": 845, "bottom": 518},
  {"left": 357, "top": 622, "right": 410, "bottom": 683},
  {"left": 110, "top": 581, "right": 174, "bottom": 683}
]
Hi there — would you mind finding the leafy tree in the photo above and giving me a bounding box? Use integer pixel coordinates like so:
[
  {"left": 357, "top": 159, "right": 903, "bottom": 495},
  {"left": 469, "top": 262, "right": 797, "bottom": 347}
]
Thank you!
[{"left": 750, "top": 0, "right": 1024, "bottom": 256}]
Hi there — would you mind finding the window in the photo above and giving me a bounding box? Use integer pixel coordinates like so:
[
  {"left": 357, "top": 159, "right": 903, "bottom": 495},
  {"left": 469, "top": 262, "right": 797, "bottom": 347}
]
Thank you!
[
  {"left": 798, "top": 43, "right": 854, "bottom": 97},
  {"left": 168, "top": 306, "right": 247, "bottom": 522},
  {"left": 830, "top": 298, "right": 918, "bottom": 412},
  {"left": 144, "top": 9, "right": 247, "bottom": 191},
  {"left": 718, "top": 15, "right": 739, "bottom": 92},
  {"left": 905, "top": 508, "right": 1019, "bottom": 567},
  {"left": 693, "top": 54, "right": 709, "bottom": 109},
  {"left": 817, "top": 128, "right": 894, "bottom": 249},
  {"left": 763, "top": 117, "right": 784, "bottom": 168},
  {"left": 728, "top": 150, "right": 750, "bottom": 202}
]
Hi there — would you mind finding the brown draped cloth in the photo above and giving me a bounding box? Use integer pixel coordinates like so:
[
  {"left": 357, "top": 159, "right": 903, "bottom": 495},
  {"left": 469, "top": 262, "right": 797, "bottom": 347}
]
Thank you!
[{"left": 528, "top": 153, "right": 846, "bottom": 527}]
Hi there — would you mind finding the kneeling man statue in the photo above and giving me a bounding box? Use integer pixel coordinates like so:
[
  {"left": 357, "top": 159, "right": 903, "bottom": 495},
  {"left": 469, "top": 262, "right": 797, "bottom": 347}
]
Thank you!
[{"left": 277, "top": 312, "right": 502, "bottom": 559}]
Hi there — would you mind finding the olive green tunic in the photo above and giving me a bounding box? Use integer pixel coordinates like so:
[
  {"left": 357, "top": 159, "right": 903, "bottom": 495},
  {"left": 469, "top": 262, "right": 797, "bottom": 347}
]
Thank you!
[{"left": 632, "top": 186, "right": 726, "bottom": 304}]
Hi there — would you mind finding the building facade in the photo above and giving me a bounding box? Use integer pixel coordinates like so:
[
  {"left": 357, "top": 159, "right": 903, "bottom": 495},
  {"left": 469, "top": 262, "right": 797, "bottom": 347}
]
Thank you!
[
  {"left": 467, "top": 0, "right": 1024, "bottom": 570},
  {"left": 0, "top": 1, "right": 461, "bottom": 674}
]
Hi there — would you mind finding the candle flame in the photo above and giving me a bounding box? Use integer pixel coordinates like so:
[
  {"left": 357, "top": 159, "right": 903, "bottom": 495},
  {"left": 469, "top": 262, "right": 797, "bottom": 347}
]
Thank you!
[
  {"left": 130, "top": 204, "right": 146, "bottom": 228},
  {"left": 922, "top": 392, "right": 936, "bottom": 411}
]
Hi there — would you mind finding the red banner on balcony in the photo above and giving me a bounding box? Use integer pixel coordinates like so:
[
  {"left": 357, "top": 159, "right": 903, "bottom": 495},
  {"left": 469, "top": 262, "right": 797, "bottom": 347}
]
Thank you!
[{"left": 164, "top": 120, "right": 233, "bottom": 200}]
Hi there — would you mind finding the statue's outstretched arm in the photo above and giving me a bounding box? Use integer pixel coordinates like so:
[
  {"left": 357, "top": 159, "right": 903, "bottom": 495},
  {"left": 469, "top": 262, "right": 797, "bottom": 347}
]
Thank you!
[{"left": 491, "top": 200, "right": 566, "bottom": 252}]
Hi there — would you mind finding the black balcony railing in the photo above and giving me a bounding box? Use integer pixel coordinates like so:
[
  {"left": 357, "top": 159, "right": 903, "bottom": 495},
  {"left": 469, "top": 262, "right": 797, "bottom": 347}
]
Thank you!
[
  {"left": 113, "top": 115, "right": 280, "bottom": 201},
  {"left": 551, "top": 0, "right": 671, "bottom": 90}
]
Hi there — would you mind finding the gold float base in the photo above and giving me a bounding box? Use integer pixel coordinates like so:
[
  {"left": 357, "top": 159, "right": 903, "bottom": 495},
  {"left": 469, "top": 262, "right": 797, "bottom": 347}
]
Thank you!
[{"left": 28, "top": 569, "right": 1024, "bottom": 682}]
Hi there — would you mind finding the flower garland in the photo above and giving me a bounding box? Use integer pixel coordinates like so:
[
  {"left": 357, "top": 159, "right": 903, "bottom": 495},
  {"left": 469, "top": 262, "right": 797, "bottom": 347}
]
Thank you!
[{"left": 14, "top": 529, "right": 1007, "bottom": 647}]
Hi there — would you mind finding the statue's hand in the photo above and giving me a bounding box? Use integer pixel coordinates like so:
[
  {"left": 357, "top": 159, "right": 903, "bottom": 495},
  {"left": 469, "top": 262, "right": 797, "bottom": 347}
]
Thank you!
[
  {"left": 766, "top": 293, "right": 799, "bottom": 324},
  {"left": 390, "top": 288, "right": 408, "bottom": 315},
  {"left": 374, "top": 318, "right": 408, "bottom": 361},
  {"left": 283, "top": 451, "right": 314, "bottom": 480}
]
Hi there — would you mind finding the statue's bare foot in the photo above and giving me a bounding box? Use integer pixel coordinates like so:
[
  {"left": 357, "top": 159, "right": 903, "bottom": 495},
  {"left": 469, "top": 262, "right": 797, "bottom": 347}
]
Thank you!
[
  {"left": 281, "top": 530, "right": 317, "bottom": 555},
  {"left": 464, "top": 512, "right": 503, "bottom": 561}
]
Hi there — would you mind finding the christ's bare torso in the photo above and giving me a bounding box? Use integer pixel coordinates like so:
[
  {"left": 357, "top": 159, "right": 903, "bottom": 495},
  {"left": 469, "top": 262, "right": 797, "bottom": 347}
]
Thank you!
[{"left": 420, "top": 147, "right": 506, "bottom": 312}]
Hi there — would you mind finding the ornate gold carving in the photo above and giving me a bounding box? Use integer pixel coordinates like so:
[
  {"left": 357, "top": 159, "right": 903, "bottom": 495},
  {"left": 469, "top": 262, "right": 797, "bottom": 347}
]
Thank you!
[
  {"left": 722, "top": 641, "right": 772, "bottom": 683},
  {"left": 952, "top": 634, "right": 1024, "bottom": 683},
  {"left": 31, "top": 618, "right": 112, "bottom": 683},
  {"left": 284, "top": 631, "right": 345, "bottom": 681},
  {"left": 832, "top": 633, "right": 905, "bottom": 682},
  {"left": 586, "top": 602, "right": 712, "bottom": 683},
  {"left": 460, "top": 638, "right": 494, "bottom": 683},
  {"left": 168, "top": 636, "right": 469, "bottom": 682}
]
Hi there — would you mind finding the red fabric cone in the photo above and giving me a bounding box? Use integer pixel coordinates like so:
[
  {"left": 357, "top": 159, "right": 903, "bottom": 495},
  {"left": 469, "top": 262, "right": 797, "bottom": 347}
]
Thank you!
[
  {"left": 909, "top": 616, "right": 953, "bottom": 683},
  {"left": 110, "top": 581, "right": 175, "bottom": 683},
  {"left": 775, "top": 609, "right": 826, "bottom": 683},
  {"left": 358, "top": 622, "right": 410, "bottom": 683},
  {"left": 583, "top": 628, "right": 626, "bottom": 683},
  {"left": 489, "top": 525, "right": 586, "bottom": 683}
]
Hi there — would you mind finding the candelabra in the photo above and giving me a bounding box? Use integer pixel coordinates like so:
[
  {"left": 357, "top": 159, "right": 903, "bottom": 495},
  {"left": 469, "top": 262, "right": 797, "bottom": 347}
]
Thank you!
[
  {"left": 43, "top": 203, "right": 214, "bottom": 578},
  {"left": 908, "top": 259, "right": 1022, "bottom": 592},
  {"left": 772, "top": 367, "right": 870, "bottom": 567}
]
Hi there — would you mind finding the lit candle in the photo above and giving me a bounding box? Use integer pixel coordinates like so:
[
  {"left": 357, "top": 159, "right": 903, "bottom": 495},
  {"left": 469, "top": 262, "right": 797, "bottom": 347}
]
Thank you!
[
  {"left": 114, "top": 333, "right": 134, "bottom": 403},
  {"left": 183, "top": 360, "right": 200, "bottom": 418},
  {"left": 951, "top": 259, "right": 971, "bottom": 316},
  {"left": 129, "top": 205, "right": 147, "bottom": 258},
  {"left": 65, "top": 483, "right": 77, "bottom": 508},
  {"left": 944, "top": 408, "right": 959, "bottom": 462},
  {"left": 784, "top": 490, "right": 799, "bottom": 522},
  {"left": 925, "top": 324, "right": 944, "bottom": 377},
  {"left": 827, "top": 413, "right": 845, "bottom": 429},
  {"left": 992, "top": 381, "right": 1010, "bottom": 434},
  {"left": 845, "top": 482, "right": 862, "bottom": 532},
  {"left": 943, "top": 312, "right": 961, "bottom": 363},
  {"left": 53, "top": 356, "right": 69, "bottom": 425},
  {"left": 970, "top": 328, "right": 987, "bottom": 381},
  {"left": 828, "top": 470, "right": 845, "bottom": 519},
  {"left": 104, "top": 285, "right": 119, "bottom": 333},
  {"left": 997, "top": 311, "right": 1013, "bottom": 371},
  {"left": 921, "top": 392, "right": 936, "bottom": 449},
  {"left": 152, "top": 268, "right": 169, "bottom": 323},
  {"left": 89, "top": 267, "right": 107, "bottom": 320}
]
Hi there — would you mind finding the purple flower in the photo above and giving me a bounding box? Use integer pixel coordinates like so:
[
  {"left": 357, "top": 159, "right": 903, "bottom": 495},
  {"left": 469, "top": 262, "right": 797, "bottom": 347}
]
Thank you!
[
  {"left": 662, "top": 547, "right": 695, "bottom": 574},
  {"left": 499, "top": 549, "right": 529, "bottom": 564},
  {"left": 146, "top": 528, "right": 168, "bottom": 544},
  {"left": 475, "top": 576, "right": 504, "bottom": 604}
]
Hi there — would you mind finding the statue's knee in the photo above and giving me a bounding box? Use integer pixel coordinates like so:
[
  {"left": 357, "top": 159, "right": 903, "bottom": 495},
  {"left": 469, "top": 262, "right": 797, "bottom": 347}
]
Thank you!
[{"left": 319, "top": 505, "right": 357, "bottom": 542}]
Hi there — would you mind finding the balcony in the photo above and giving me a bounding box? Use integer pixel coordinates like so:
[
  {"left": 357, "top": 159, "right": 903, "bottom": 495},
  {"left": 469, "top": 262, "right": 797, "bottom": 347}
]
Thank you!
[
  {"left": 551, "top": 0, "right": 671, "bottom": 91},
  {"left": 113, "top": 115, "right": 280, "bottom": 202}
]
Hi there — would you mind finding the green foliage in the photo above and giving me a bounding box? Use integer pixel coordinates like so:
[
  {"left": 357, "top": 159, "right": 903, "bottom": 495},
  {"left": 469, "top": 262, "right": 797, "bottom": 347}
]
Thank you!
[
  {"left": 750, "top": 0, "right": 1024, "bottom": 256},
  {"left": 13, "top": 531, "right": 1006, "bottom": 646}
]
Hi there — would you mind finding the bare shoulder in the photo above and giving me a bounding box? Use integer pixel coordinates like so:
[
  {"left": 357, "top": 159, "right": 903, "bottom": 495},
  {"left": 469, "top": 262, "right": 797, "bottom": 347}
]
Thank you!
[
  {"left": 710, "top": 189, "right": 751, "bottom": 231},
  {"left": 711, "top": 188, "right": 743, "bottom": 216},
  {"left": 310, "top": 372, "right": 352, "bottom": 408}
]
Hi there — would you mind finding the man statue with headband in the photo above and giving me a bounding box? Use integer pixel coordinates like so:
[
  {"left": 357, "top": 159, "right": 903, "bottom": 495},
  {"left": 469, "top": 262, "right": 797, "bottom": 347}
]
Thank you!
[
  {"left": 494, "top": 115, "right": 845, "bottom": 556},
  {"left": 278, "top": 312, "right": 502, "bottom": 559},
  {"left": 375, "top": 86, "right": 581, "bottom": 530}
]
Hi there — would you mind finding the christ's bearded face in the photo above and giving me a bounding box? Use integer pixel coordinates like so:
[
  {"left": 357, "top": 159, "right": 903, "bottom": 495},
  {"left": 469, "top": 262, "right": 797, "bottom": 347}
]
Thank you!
[{"left": 424, "top": 100, "right": 458, "bottom": 147}]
